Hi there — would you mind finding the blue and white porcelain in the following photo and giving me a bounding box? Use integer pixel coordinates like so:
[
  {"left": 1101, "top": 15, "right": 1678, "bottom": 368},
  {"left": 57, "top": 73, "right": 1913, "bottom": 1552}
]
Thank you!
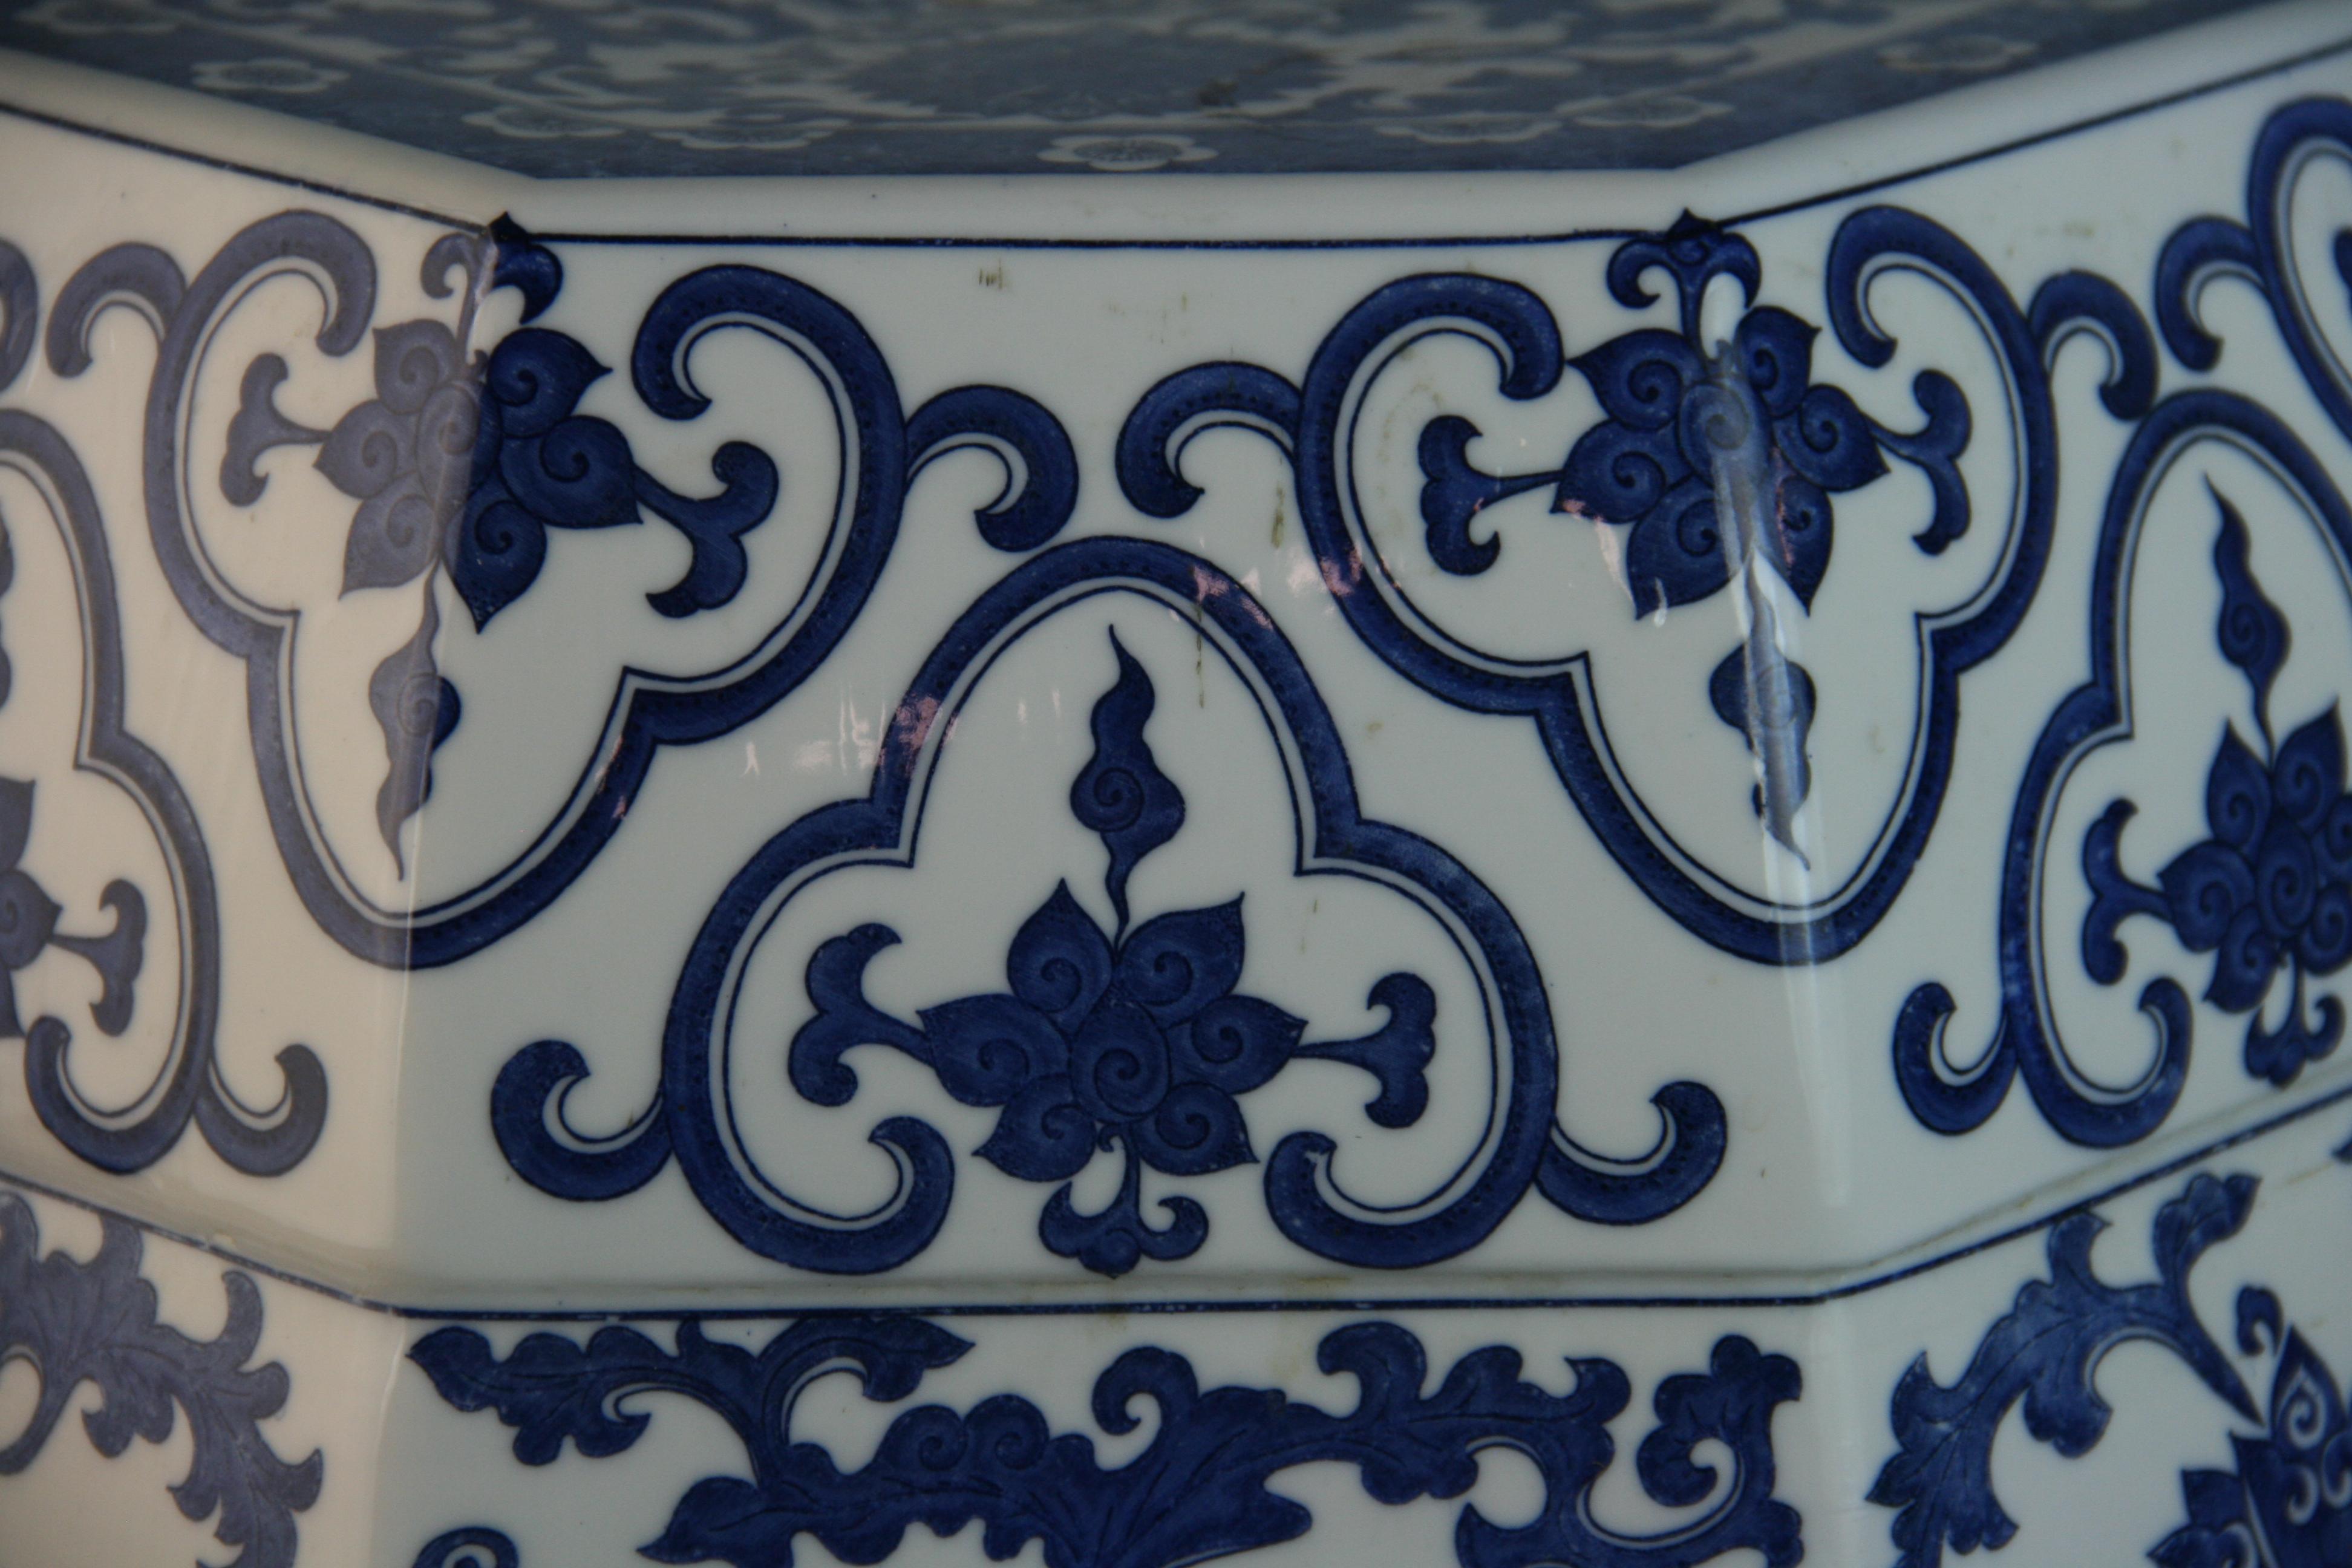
[{"left": 0, "top": 1, "right": 2350, "bottom": 1563}]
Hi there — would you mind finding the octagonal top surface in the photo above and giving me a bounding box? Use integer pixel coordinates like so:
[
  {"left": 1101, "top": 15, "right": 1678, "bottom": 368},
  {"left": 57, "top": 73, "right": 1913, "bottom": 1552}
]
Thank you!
[{"left": 0, "top": 0, "right": 2275, "bottom": 180}]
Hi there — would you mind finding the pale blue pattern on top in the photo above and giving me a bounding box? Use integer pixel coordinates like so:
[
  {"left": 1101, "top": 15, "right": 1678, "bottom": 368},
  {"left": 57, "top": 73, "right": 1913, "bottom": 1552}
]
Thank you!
[{"left": 0, "top": 0, "right": 2271, "bottom": 179}]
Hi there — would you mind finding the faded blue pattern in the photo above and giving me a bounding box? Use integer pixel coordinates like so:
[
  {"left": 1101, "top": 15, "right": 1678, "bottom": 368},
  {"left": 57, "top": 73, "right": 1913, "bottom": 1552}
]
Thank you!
[
  {"left": 0, "top": 1192, "right": 322, "bottom": 1568},
  {"left": 0, "top": 0, "right": 2269, "bottom": 179}
]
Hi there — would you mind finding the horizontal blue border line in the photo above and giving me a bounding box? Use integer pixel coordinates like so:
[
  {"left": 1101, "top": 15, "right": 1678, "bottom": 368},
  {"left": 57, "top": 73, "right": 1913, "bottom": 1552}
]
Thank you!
[{"left": 1, "top": 1074, "right": 2345, "bottom": 1324}]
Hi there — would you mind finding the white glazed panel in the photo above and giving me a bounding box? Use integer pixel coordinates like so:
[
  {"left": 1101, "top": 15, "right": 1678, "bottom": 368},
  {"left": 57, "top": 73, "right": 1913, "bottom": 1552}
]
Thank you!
[
  {"left": 0, "top": 40, "right": 2347, "bottom": 1308},
  {"left": 0, "top": 1088, "right": 2347, "bottom": 1565}
]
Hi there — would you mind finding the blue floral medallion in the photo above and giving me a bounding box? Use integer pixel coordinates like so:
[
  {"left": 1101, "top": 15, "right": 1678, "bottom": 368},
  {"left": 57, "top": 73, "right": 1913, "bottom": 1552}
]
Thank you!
[
  {"left": 57, "top": 215, "right": 1078, "bottom": 970},
  {"left": 788, "top": 631, "right": 1435, "bottom": 1275},
  {"left": 492, "top": 538, "right": 1728, "bottom": 1277},
  {"left": 2084, "top": 500, "right": 2352, "bottom": 1088}
]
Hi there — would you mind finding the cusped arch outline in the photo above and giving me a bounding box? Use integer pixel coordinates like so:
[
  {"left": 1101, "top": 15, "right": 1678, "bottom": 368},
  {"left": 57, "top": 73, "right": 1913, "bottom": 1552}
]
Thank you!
[
  {"left": 50, "top": 215, "right": 1076, "bottom": 971},
  {"left": 1118, "top": 206, "right": 2154, "bottom": 965},
  {"left": 1897, "top": 94, "right": 2352, "bottom": 1148},
  {"left": 0, "top": 245, "right": 322, "bottom": 1175},
  {"left": 492, "top": 537, "right": 1726, "bottom": 1274}
]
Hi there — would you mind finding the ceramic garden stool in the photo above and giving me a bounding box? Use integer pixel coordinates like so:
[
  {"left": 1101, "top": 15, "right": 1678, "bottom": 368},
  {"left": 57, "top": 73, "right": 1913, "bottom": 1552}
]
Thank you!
[{"left": 1, "top": 2, "right": 2351, "bottom": 1564}]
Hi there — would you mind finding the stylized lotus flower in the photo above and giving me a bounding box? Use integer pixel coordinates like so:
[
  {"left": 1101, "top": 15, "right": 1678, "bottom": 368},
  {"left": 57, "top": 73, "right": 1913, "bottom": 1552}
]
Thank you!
[
  {"left": 1552, "top": 303, "right": 1887, "bottom": 618},
  {"left": 2159, "top": 712, "right": 2352, "bottom": 1013},
  {"left": 944, "top": 882, "right": 1286, "bottom": 1187},
  {"left": 786, "top": 631, "right": 1434, "bottom": 1276}
]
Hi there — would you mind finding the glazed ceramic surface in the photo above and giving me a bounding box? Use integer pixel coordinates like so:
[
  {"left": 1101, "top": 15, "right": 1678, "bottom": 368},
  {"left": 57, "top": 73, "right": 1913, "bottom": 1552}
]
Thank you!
[{"left": 0, "top": 2, "right": 2350, "bottom": 1564}]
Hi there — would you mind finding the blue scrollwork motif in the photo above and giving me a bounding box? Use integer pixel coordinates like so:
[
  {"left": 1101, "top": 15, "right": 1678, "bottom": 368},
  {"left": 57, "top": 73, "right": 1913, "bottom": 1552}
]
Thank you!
[
  {"left": 1118, "top": 205, "right": 2149, "bottom": 962},
  {"left": 409, "top": 1313, "right": 1802, "bottom": 1568},
  {"left": 1872, "top": 1163, "right": 2352, "bottom": 1568},
  {"left": 786, "top": 630, "right": 1437, "bottom": 1275},
  {"left": 1870, "top": 1171, "right": 2259, "bottom": 1568},
  {"left": 1895, "top": 96, "right": 2352, "bottom": 1148},
  {"left": 56, "top": 214, "right": 1076, "bottom": 969},
  {"left": 2083, "top": 500, "right": 2351, "bottom": 1088},
  {"left": 492, "top": 537, "right": 1725, "bottom": 1275},
  {"left": 0, "top": 251, "right": 324, "bottom": 1175},
  {"left": 0, "top": 1192, "right": 322, "bottom": 1568},
  {"left": 2154, "top": 1289, "right": 2352, "bottom": 1568}
]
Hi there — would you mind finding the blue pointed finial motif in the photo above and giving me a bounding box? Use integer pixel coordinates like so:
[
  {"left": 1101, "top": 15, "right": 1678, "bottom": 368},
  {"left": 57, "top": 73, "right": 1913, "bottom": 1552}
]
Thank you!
[{"left": 786, "top": 629, "right": 1437, "bottom": 1276}]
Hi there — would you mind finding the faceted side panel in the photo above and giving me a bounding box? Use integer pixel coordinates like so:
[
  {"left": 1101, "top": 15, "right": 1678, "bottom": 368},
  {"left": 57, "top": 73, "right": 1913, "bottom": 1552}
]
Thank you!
[
  {"left": 6, "top": 1082, "right": 2348, "bottom": 1566},
  {"left": 0, "top": 114, "right": 449, "bottom": 1261},
  {"left": 4, "top": 50, "right": 2352, "bottom": 1303},
  {"left": 0, "top": 1184, "right": 405, "bottom": 1568},
  {"left": 390, "top": 56, "right": 2352, "bottom": 1298}
]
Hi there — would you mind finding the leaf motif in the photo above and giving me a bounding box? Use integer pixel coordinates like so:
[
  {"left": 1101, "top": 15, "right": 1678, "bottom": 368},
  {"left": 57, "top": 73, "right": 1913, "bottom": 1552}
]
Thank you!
[
  {"left": 446, "top": 492, "right": 548, "bottom": 630},
  {"left": 368, "top": 592, "right": 462, "bottom": 873},
  {"left": 2212, "top": 494, "right": 2291, "bottom": 742},
  {"left": 1621, "top": 477, "right": 1734, "bottom": 616},
  {"left": 1572, "top": 328, "right": 1702, "bottom": 431},
  {"left": 1773, "top": 384, "right": 1887, "bottom": 493},
  {"left": 1116, "top": 898, "right": 1244, "bottom": 1027},
  {"left": 975, "top": 1076, "right": 1096, "bottom": 1183},
  {"left": 2207, "top": 727, "right": 2273, "bottom": 852},
  {"left": 1760, "top": 472, "right": 1833, "bottom": 610},
  {"left": 495, "top": 415, "right": 638, "bottom": 529},
  {"left": 1555, "top": 417, "right": 1686, "bottom": 531},
  {"left": 2272, "top": 708, "right": 2344, "bottom": 832},
  {"left": 480, "top": 328, "right": 607, "bottom": 440},
  {"left": 1005, "top": 882, "right": 1114, "bottom": 1031},
  {"left": 371, "top": 320, "right": 466, "bottom": 416},
  {"left": 2208, "top": 906, "right": 2281, "bottom": 1013},
  {"left": 1132, "top": 1082, "right": 1255, "bottom": 1176},
  {"left": 920, "top": 993, "right": 1067, "bottom": 1106},
  {"left": 1067, "top": 989, "right": 1172, "bottom": 1125},
  {"left": 1868, "top": 1173, "right": 2257, "bottom": 1568},
  {"left": 1728, "top": 308, "right": 1817, "bottom": 416},
  {"left": 1170, "top": 994, "right": 1305, "bottom": 1096},
  {"left": 317, "top": 399, "right": 414, "bottom": 505},
  {"left": 2158, "top": 840, "right": 2255, "bottom": 952},
  {"left": 1070, "top": 632, "right": 1185, "bottom": 931}
]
